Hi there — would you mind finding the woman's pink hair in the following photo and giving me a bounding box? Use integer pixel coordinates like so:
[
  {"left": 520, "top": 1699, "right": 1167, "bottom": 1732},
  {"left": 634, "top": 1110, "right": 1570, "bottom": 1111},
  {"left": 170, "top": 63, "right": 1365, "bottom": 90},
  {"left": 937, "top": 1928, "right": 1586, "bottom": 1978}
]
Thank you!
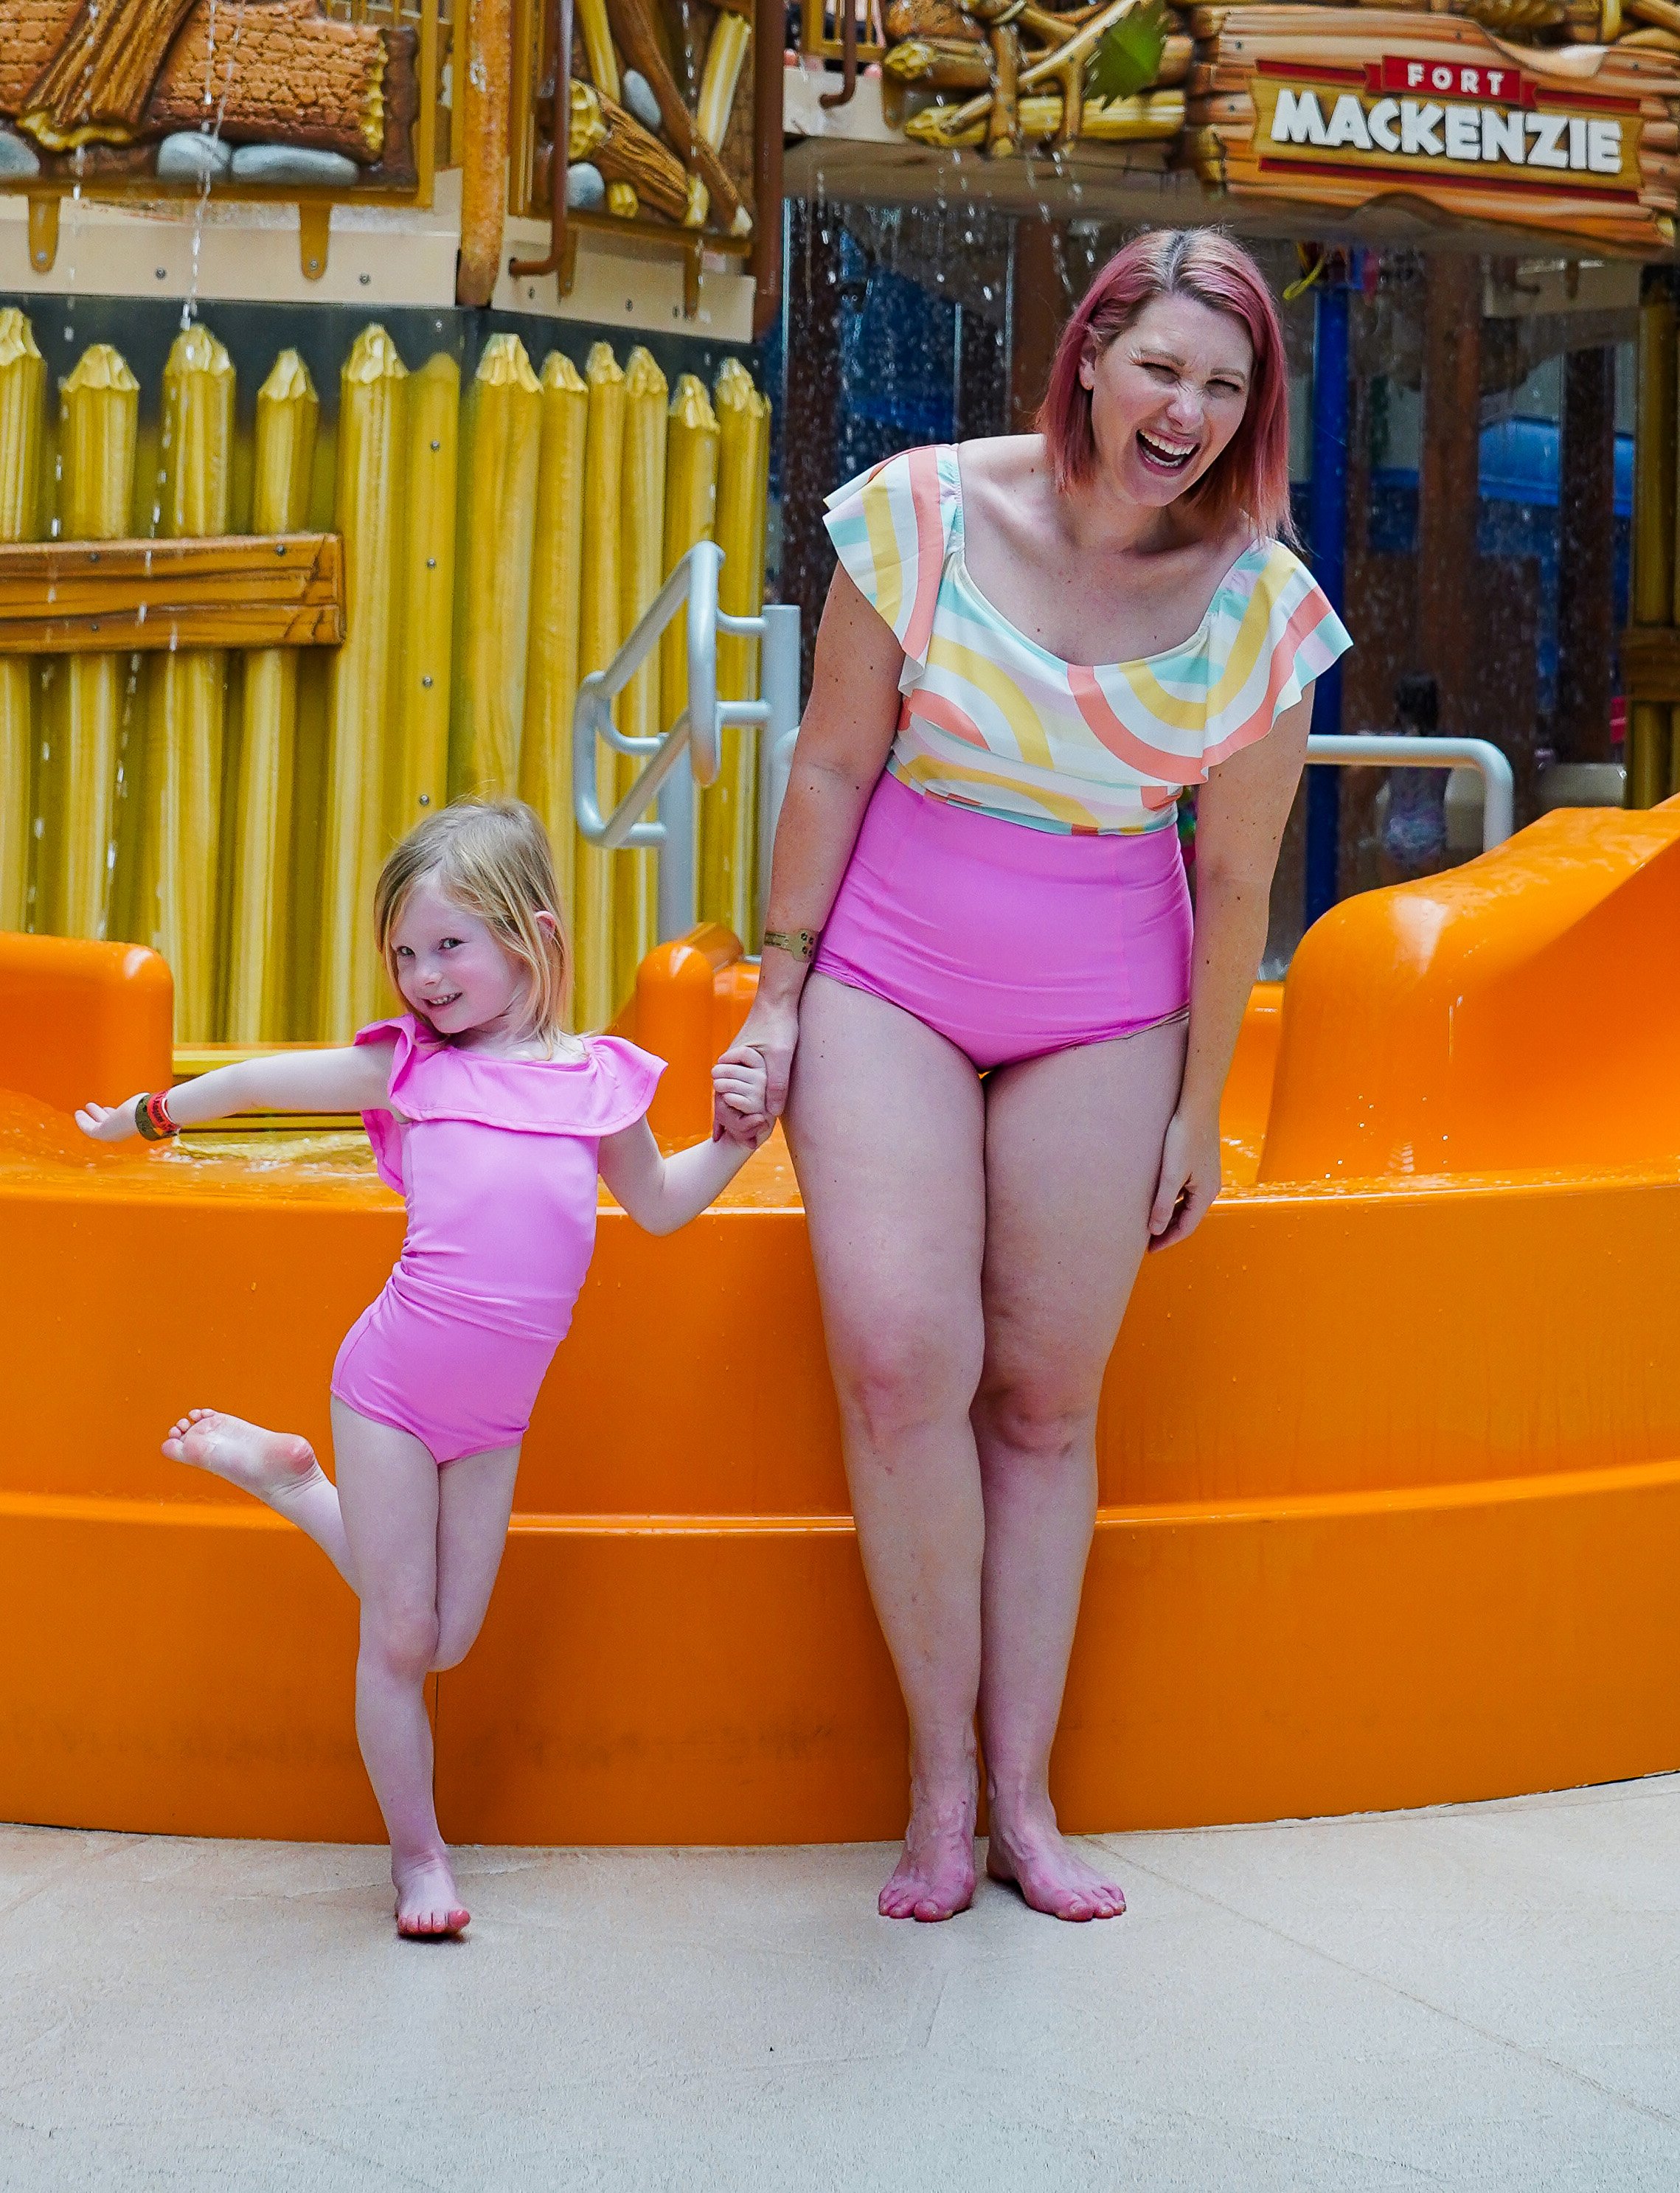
[{"left": 1036, "top": 228, "right": 1295, "bottom": 543}]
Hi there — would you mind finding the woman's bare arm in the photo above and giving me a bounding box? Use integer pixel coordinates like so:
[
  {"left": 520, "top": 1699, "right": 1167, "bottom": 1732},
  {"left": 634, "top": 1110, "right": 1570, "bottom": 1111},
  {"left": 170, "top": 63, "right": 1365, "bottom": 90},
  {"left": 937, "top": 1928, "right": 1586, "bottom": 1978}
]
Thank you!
[
  {"left": 1148, "top": 686, "right": 1313, "bottom": 1245},
  {"left": 77, "top": 1041, "right": 397, "bottom": 1141},
  {"left": 728, "top": 566, "right": 906, "bottom": 1120}
]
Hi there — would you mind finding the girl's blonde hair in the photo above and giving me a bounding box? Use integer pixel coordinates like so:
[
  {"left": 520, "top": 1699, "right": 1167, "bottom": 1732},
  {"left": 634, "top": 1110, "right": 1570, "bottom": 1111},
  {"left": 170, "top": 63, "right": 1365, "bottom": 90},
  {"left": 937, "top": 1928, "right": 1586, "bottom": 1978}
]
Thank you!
[{"left": 374, "top": 799, "right": 572, "bottom": 1043}]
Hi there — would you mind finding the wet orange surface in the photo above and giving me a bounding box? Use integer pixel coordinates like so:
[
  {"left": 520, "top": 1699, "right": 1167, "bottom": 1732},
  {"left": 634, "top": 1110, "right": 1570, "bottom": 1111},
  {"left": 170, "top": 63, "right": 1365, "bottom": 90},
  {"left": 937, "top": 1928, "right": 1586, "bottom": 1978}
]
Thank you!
[{"left": 4, "top": 804, "right": 1680, "bottom": 1844}]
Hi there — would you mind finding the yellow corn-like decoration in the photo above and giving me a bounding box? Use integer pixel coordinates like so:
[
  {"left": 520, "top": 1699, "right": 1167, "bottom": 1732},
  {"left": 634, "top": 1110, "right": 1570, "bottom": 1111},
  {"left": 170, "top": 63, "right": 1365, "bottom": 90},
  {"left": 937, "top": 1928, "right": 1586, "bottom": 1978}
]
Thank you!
[
  {"left": 224, "top": 350, "right": 318, "bottom": 1043},
  {"left": 518, "top": 350, "right": 589, "bottom": 950},
  {"left": 131, "top": 327, "right": 234, "bottom": 1038},
  {"left": 577, "top": 0, "right": 620, "bottom": 101},
  {"left": 0, "top": 309, "right": 44, "bottom": 931},
  {"left": 390, "top": 352, "right": 459, "bottom": 841},
  {"left": 697, "top": 12, "right": 751, "bottom": 149},
  {"left": 454, "top": 333, "right": 542, "bottom": 802},
  {"left": 658, "top": 372, "right": 718, "bottom": 923},
  {"left": 319, "top": 325, "right": 409, "bottom": 1040},
  {"left": 701, "top": 356, "right": 770, "bottom": 947},
  {"left": 659, "top": 372, "right": 719, "bottom": 726},
  {"left": 614, "top": 345, "right": 667, "bottom": 1002},
  {"left": 574, "top": 341, "right": 625, "bottom": 1031},
  {"left": 38, "top": 341, "right": 136, "bottom": 945}
]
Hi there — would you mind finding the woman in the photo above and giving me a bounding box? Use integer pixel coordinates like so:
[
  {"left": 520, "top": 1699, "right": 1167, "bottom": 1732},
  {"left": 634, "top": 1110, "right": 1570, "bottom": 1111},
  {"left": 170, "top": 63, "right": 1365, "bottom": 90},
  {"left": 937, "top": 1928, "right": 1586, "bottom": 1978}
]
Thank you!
[{"left": 730, "top": 231, "right": 1350, "bottom": 1923}]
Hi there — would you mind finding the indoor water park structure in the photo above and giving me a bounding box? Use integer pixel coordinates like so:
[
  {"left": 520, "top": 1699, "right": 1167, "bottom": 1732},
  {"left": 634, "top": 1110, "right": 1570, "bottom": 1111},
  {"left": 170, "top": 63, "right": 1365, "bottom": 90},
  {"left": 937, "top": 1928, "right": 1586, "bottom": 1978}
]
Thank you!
[{"left": 1, "top": 0, "right": 1679, "bottom": 1843}]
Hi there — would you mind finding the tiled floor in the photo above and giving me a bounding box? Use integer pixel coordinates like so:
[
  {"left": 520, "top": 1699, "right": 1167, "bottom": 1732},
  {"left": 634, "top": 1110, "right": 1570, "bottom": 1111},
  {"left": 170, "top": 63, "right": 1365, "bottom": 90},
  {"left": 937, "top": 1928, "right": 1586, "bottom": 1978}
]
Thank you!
[{"left": 1, "top": 1776, "right": 1676, "bottom": 2190}]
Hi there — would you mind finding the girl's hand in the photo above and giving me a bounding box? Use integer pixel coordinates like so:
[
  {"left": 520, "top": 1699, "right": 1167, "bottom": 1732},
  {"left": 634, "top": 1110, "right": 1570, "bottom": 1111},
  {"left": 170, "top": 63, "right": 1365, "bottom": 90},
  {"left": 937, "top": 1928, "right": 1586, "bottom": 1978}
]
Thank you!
[
  {"left": 75, "top": 1096, "right": 143, "bottom": 1144},
  {"left": 713, "top": 997, "right": 799, "bottom": 1141},
  {"left": 1147, "top": 1107, "right": 1222, "bottom": 1251},
  {"left": 712, "top": 1045, "right": 772, "bottom": 1147}
]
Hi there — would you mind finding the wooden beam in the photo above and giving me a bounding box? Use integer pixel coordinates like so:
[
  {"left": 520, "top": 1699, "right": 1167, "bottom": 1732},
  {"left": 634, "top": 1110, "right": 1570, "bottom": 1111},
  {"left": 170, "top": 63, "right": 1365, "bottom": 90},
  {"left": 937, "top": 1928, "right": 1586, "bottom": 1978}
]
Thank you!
[
  {"left": 0, "top": 533, "right": 343, "bottom": 652},
  {"left": 1556, "top": 346, "right": 1617, "bottom": 765},
  {"left": 1417, "top": 254, "right": 1482, "bottom": 741}
]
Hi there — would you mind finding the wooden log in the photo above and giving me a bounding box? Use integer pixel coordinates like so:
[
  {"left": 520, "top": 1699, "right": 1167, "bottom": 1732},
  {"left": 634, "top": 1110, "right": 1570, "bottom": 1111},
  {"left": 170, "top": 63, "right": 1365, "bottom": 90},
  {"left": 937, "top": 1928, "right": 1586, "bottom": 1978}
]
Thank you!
[
  {"left": 906, "top": 86, "right": 1184, "bottom": 146},
  {"left": 459, "top": 0, "right": 510, "bottom": 305},
  {"left": 885, "top": 0, "right": 983, "bottom": 40},
  {"left": 605, "top": 0, "right": 747, "bottom": 230},
  {"left": 453, "top": 333, "right": 542, "bottom": 799},
  {"left": 226, "top": 350, "right": 319, "bottom": 1045},
  {"left": 519, "top": 351, "right": 590, "bottom": 946},
  {"left": 0, "top": 535, "right": 342, "bottom": 652},
  {"left": 18, "top": 0, "right": 200, "bottom": 147},
  {"left": 0, "top": 309, "right": 40, "bottom": 934},
  {"left": 571, "top": 80, "right": 695, "bottom": 222},
  {"left": 41, "top": 343, "right": 133, "bottom": 947},
  {"left": 137, "top": 324, "right": 235, "bottom": 1043},
  {"left": 614, "top": 345, "right": 667, "bottom": 999},
  {"left": 884, "top": 37, "right": 993, "bottom": 86},
  {"left": 145, "top": 1, "right": 393, "bottom": 164}
]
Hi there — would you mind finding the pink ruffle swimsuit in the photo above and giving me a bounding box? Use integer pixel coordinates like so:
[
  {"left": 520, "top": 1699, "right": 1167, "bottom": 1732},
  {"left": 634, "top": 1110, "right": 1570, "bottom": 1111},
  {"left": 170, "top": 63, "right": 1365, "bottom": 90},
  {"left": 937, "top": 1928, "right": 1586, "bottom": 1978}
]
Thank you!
[{"left": 330, "top": 1015, "right": 664, "bottom": 1464}]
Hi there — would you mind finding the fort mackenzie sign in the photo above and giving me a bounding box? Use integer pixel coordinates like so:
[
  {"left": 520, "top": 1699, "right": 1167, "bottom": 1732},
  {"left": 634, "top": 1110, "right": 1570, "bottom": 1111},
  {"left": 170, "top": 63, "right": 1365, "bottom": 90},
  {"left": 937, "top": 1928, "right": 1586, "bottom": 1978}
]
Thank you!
[{"left": 1188, "top": 7, "right": 1680, "bottom": 253}]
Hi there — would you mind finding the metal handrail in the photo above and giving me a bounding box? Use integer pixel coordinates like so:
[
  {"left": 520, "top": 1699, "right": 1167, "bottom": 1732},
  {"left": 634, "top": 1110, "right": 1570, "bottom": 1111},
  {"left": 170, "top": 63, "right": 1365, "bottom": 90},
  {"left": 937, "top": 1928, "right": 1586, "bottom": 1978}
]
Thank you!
[
  {"left": 1306, "top": 734, "right": 1515, "bottom": 855},
  {"left": 573, "top": 541, "right": 802, "bottom": 941}
]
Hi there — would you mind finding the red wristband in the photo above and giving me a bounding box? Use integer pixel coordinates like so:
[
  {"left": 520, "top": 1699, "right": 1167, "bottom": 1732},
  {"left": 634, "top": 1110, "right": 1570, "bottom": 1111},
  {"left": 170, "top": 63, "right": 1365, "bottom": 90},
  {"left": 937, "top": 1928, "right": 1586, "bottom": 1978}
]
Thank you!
[{"left": 134, "top": 1090, "right": 178, "bottom": 1141}]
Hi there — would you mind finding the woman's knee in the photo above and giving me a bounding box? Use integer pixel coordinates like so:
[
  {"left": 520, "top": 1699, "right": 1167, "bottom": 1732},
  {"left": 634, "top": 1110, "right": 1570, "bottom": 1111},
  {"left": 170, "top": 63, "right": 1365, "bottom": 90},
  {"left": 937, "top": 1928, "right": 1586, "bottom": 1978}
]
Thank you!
[
  {"left": 361, "top": 1599, "right": 440, "bottom": 1683},
  {"left": 833, "top": 1323, "right": 985, "bottom": 1450},
  {"left": 973, "top": 1371, "right": 1100, "bottom": 1469}
]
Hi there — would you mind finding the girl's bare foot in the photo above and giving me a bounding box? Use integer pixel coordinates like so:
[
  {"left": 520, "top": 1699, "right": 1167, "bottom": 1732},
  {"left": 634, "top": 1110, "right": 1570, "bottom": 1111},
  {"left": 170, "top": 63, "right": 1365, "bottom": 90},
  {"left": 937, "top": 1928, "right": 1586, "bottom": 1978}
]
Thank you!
[
  {"left": 393, "top": 1855, "right": 470, "bottom": 1940},
  {"left": 879, "top": 1782, "right": 977, "bottom": 1922},
  {"left": 162, "top": 1408, "right": 321, "bottom": 1503},
  {"left": 985, "top": 1809, "right": 1127, "bottom": 1922}
]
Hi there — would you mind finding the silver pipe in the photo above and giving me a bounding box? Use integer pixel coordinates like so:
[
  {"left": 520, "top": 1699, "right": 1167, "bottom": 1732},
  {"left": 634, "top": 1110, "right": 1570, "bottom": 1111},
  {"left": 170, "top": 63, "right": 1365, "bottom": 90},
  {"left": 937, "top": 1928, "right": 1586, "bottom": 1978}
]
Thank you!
[{"left": 757, "top": 604, "right": 802, "bottom": 934}]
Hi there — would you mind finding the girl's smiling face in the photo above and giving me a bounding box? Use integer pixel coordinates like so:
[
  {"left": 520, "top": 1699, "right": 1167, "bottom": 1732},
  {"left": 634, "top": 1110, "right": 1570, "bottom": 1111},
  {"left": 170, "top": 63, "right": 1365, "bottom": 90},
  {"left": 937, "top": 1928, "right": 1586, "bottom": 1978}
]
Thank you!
[
  {"left": 388, "top": 877, "right": 539, "bottom": 1045},
  {"left": 1081, "top": 291, "right": 1253, "bottom": 512}
]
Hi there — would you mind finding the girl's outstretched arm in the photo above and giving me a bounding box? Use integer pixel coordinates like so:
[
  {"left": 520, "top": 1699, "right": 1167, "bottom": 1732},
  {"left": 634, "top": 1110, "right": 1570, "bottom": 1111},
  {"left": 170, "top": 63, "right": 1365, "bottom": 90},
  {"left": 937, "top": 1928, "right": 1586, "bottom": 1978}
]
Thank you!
[
  {"left": 77, "top": 1039, "right": 398, "bottom": 1142},
  {"left": 597, "top": 1049, "right": 771, "bottom": 1234}
]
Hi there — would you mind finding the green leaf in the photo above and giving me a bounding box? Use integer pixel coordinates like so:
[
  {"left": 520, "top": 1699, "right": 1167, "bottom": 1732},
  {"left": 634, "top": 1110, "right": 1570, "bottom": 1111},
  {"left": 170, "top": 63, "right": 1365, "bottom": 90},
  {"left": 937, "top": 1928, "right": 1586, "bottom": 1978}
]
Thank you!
[{"left": 1083, "top": 0, "right": 1168, "bottom": 105}]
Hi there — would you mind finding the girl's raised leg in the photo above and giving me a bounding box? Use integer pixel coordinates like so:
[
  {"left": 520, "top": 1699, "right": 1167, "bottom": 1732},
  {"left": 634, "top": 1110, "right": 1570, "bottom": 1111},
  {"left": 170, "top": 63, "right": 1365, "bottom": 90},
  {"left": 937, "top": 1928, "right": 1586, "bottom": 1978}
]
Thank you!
[
  {"left": 787, "top": 974, "right": 989, "bottom": 1923},
  {"left": 162, "top": 1408, "right": 355, "bottom": 1586},
  {"left": 330, "top": 1400, "right": 517, "bottom": 1939}
]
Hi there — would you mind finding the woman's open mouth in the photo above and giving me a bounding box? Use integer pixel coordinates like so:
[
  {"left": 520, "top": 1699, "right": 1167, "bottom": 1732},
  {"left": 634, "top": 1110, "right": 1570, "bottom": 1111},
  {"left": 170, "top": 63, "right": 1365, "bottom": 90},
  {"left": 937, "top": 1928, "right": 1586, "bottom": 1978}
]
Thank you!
[{"left": 1136, "top": 428, "right": 1198, "bottom": 477}]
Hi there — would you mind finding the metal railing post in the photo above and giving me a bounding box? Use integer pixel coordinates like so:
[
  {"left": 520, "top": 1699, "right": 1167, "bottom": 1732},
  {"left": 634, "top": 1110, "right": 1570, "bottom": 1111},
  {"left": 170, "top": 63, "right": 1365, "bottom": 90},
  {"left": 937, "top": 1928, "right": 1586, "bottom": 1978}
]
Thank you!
[
  {"left": 574, "top": 541, "right": 799, "bottom": 948},
  {"left": 757, "top": 602, "right": 802, "bottom": 934}
]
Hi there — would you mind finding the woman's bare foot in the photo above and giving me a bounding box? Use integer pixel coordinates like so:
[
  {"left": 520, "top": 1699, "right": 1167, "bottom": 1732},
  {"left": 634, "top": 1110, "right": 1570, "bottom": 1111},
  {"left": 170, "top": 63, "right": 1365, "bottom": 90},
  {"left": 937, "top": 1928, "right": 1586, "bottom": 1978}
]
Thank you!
[
  {"left": 162, "top": 1408, "right": 321, "bottom": 1504},
  {"left": 985, "top": 1809, "right": 1127, "bottom": 1922},
  {"left": 393, "top": 1854, "right": 470, "bottom": 1941},
  {"left": 879, "top": 1783, "right": 977, "bottom": 1922}
]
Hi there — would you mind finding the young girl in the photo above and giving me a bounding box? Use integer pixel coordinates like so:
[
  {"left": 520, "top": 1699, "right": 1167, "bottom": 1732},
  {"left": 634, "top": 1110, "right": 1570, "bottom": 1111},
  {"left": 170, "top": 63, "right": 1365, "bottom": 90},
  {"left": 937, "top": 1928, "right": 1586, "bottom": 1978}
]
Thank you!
[{"left": 77, "top": 798, "right": 768, "bottom": 1941}]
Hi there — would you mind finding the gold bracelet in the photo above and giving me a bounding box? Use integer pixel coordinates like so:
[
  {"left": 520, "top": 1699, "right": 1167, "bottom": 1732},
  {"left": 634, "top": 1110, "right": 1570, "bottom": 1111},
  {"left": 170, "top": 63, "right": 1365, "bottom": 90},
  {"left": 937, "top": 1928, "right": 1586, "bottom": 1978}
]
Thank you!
[{"left": 762, "top": 928, "right": 820, "bottom": 962}]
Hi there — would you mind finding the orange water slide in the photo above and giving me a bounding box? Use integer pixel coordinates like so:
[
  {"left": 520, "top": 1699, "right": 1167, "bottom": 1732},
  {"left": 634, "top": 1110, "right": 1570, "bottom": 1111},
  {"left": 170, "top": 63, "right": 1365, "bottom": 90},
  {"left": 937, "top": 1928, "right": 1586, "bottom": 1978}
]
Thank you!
[{"left": 1, "top": 800, "right": 1679, "bottom": 1843}]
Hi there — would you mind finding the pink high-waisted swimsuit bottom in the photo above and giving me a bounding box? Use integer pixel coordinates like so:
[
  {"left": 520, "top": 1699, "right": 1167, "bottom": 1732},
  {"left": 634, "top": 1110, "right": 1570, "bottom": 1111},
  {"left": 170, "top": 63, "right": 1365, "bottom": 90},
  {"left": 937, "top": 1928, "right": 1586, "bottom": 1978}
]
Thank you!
[{"left": 813, "top": 769, "right": 1193, "bottom": 1070}]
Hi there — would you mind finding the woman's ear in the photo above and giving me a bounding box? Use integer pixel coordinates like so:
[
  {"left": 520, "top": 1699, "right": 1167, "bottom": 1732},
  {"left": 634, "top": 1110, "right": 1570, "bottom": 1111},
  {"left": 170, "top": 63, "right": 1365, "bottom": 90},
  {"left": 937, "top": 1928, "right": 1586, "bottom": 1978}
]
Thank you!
[{"left": 533, "top": 908, "right": 559, "bottom": 939}]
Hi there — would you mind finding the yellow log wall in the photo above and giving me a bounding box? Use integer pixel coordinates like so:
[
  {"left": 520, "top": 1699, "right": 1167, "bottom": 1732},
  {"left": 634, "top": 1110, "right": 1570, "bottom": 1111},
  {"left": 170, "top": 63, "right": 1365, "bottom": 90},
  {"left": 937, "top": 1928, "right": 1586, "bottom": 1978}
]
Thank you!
[
  {"left": 0, "top": 310, "right": 42, "bottom": 935},
  {"left": 11, "top": 319, "right": 773, "bottom": 1037}
]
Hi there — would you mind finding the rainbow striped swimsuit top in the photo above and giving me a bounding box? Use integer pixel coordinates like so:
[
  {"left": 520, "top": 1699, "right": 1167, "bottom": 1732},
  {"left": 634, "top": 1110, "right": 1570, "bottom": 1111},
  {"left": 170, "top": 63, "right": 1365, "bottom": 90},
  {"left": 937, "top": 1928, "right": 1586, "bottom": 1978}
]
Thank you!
[{"left": 823, "top": 442, "right": 1353, "bottom": 836}]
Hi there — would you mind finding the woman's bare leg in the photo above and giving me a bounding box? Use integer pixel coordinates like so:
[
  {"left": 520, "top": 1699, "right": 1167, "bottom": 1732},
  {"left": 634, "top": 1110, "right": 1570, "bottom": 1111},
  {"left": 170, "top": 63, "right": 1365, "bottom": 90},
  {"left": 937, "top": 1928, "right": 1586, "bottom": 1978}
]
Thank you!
[
  {"left": 163, "top": 1408, "right": 355, "bottom": 1587},
  {"left": 331, "top": 1402, "right": 518, "bottom": 1939},
  {"left": 973, "top": 1017, "right": 1187, "bottom": 1920},
  {"left": 788, "top": 974, "right": 988, "bottom": 1922}
]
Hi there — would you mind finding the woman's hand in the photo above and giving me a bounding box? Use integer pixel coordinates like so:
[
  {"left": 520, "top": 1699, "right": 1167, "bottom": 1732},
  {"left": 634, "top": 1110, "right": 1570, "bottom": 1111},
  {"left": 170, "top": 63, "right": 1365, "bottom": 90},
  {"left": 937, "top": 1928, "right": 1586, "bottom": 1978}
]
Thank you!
[
  {"left": 75, "top": 1096, "right": 144, "bottom": 1144},
  {"left": 1147, "top": 1105, "right": 1222, "bottom": 1251},
  {"left": 712, "top": 995, "right": 800, "bottom": 1142}
]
